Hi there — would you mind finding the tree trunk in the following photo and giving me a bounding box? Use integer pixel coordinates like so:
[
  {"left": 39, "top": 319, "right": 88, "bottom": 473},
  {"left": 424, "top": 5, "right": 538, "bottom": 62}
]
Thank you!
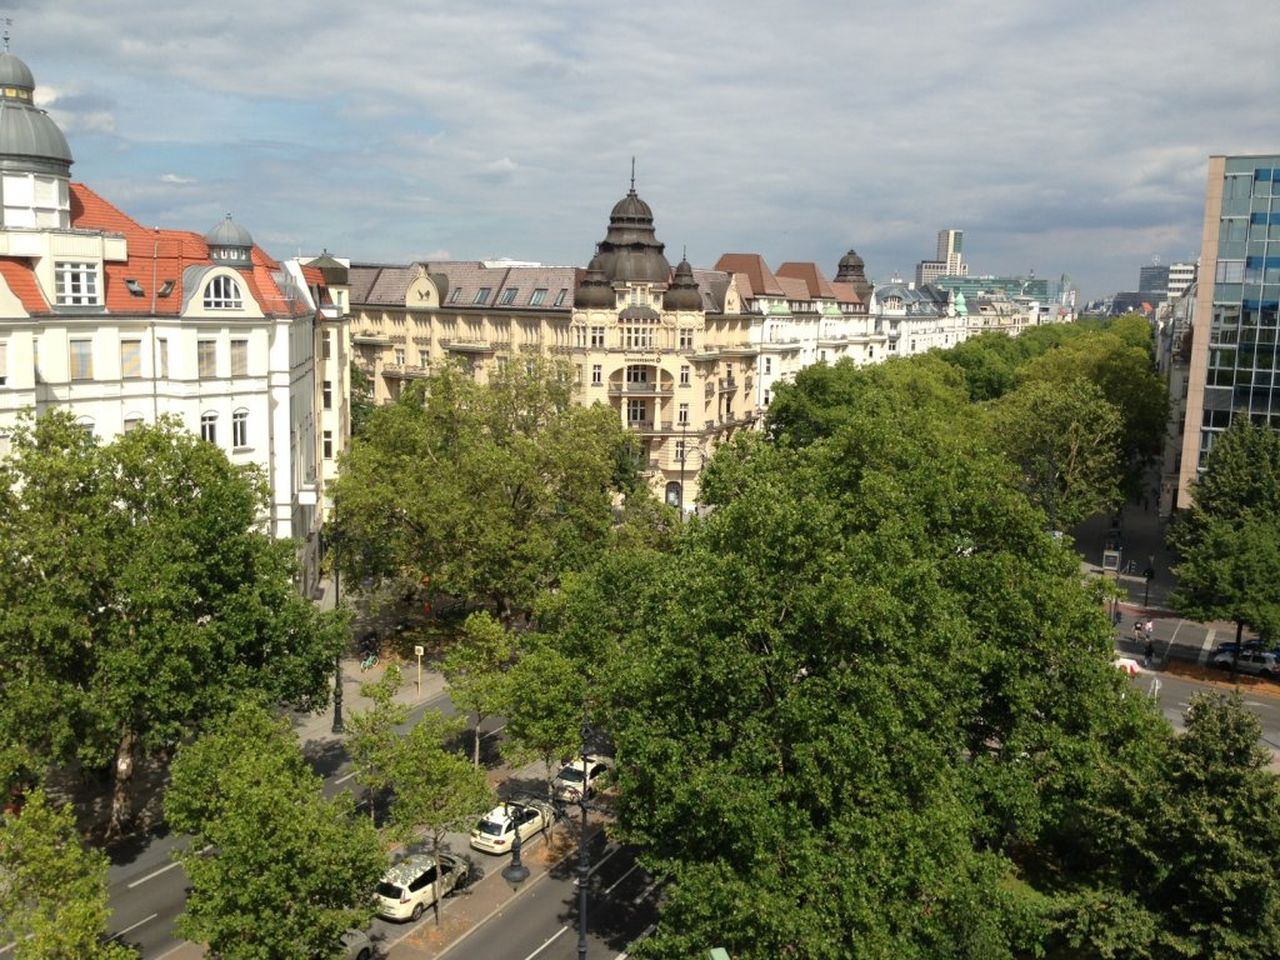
[
  {"left": 107, "top": 731, "right": 136, "bottom": 839},
  {"left": 473, "top": 712, "right": 485, "bottom": 769}
]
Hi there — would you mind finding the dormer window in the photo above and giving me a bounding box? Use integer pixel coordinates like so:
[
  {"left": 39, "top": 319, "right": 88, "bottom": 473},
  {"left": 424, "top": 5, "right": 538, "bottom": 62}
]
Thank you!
[
  {"left": 204, "top": 275, "right": 244, "bottom": 310},
  {"left": 55, "top": 262, "right": 100, "bottom": 306}
]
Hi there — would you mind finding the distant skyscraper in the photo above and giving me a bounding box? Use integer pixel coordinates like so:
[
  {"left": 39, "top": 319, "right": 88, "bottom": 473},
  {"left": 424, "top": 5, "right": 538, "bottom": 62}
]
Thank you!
[
  {"left": 1139, "top": 262, "right": 1170, "bottom": 296},
  {"left": 936, "top": 229, "right": 967, "bottom": 277},
  {"left": 1177, "top": 153, "right": 1280, "bottom": 510}
]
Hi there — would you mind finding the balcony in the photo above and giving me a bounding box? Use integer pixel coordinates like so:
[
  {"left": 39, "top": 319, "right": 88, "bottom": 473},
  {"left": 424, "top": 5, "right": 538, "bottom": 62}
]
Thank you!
[
  {"left": 353, "top": 329, "right": 391, "bottom": 346},
  {"left": 382, "top": 363, "right": 431, "bottom": 380},
  {"left": 440, "top": 338, "right": 494, "bottom": 354},
  {"left": 608, "top": 381, "right": 673, "bottom": 397},
  {"left": 719, "top": 377, "right": 737, "bottom": 391},
  {"left": 625, "top": 419, "right": 676, "bottom": 434}
]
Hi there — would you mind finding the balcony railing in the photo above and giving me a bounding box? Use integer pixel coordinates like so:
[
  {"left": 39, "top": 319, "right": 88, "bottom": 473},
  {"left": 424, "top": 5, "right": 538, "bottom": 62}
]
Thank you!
[
  {"left": 382, "top": 363, "right": 431, "bottom": 380},
  {"left": 353, "top": 330, "right": 391, "bottom": 345},
  {"left": 625, "top": 419, "right": 676, "bottom": 434},
  {"left": 608, "top": 381, "right": 673, "bottom": 397},
  {"left": 719, "top": 377, "right": 737, "bottom": 391},
  {"left": 440, "top": 338, "right": 494, "bottom": 353}
]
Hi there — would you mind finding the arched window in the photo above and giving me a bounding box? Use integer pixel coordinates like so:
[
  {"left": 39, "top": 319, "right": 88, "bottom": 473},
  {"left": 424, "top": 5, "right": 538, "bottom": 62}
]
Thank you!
[
  {"left": 232, "top": 409, "right": 249, "bottom": 448},
  {"left": 665, "top": 481, "right": 682, "bottom": 509},
  {"left": 200, "top": 411, "right": 217, "bottom": 444},
  {"left": 204, "top": 275, "right": 243, "bottom": 310}
]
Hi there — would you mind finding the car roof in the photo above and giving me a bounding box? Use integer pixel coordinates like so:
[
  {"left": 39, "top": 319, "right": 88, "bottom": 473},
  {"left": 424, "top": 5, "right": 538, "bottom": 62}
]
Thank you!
[
  {"left": 558, "top": 754, "right": 611, "bottom": 769},
  {"left": 382, "top": 854, "right": 438, "bottom": 885}
]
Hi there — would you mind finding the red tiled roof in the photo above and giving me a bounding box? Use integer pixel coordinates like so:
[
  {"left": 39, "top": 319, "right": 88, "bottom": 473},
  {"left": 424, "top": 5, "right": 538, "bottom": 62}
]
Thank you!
[
  {"left": 66, "top": 183, "right": 308, "bottom": 318},
  {"left": 775, "top": 276, "right": 811, "bottom": 301},
  {"left": 714, "top": 254, "right": 785, "bottom": 298},
  {"left": 0, "top": 258, "right": 49, "bottom": 313},
  {"left": 830, "top": 281, "right": 863, "bottom": 305},
  {"left": 301, "top": 265, "right": 325, "bottom": 287},
  {"left": 776, "top": 262, "right": 836, "bottom": 300}
]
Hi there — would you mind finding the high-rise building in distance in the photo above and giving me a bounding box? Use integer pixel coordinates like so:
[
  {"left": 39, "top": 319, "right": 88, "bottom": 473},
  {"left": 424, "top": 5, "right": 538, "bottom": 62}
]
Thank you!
[
  {"left": 936, "top": 229, "right": 967, "bottom": 277},
  {"left": 1168, "top": 261, "right": 1197, "bottom": 300}
]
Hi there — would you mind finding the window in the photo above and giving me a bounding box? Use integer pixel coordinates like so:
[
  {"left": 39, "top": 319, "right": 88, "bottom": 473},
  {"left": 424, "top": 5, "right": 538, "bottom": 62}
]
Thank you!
[
  {"left": 322, "top": 331, "right": 333, "bottom": 360},
  {"left": 678, "top": 402, "right": 689, "bottom": 425},
  {"left": 574, "top": 326, "right": 587, "bottom": 348},
  {"left": 231, "top": 339, "right": 248, "bottom": 377},
  {"left": 198, "top": 340, "right": 217, "bottom": 379},
  {"left": 449, "top": 287, "right": 462, "bottom": 304},
  {"left": 764, "top": 357, "right": 772, "bottom": 375},
  {"left": 675, "top": 439, "right": 686, "bottom": 462},
  {"left": 203, "top": 275, "right": 243, "bottom": 309},
  {"left": 55, "top": 262, "right": 100, "bottom": 306},
  {"left": 125, "top": 279, "right": 144, "bottom": 297},
  {"left": 394, "top": 348, "right": 406, "bottom": 365},
  {"left": 530, "top": 288, "right": 547, "bottom": 306},
  {"left": 157, "top": 338, "right": 169, "bottom": 377},
  {"left": 591, "top": 364, "right": 602, "bottom": 385},
  {"left": 323, "top": 429, "right": 333, "bottom": 460},
  {"left": 419, "top": 350, "right": 430, "bottom": 368},
  {"left": 627, "top": 398, "right": 647, "bottom": 423},
  {"left": 0, "top": 340, "right": 6, "bottom": 385},
  {"left": 554, "top": 288, "right": 568, "bottom": 306},
  {"left": 233, "top": 410, "right": 248, "bottom": 448},
  {"left": 590, "top": 326, "right": 605, "bottom": 347},
  {"left": 624, "top": 326, "right": 654, "bottom": 349},
  {"left": 763, "top": 390, "right": 771, "bottom": 407},
  {"left": 500, "top": 288, "right": 518, "bottom": 305},
  {"left": 473, "top": 287, "right": 491, "bottom": 304},
  {"left": 200, "top": 412, "right": 217, "bottom": 444},
  {"left": 123, "top": 417, "right": 143, "bottom": 433},
  {"left": 120, "top": 339, "right": 142, "bottom": 378},
  {"left": 680, "top": 364, "right": 690, "bottom": 385},
  {"left": 626, "top": 365, "right": 649, "bottom": 383},
  {"left": 679, "top": 329, "right": 693, "bottom": 349},
  {"left": 323, "top": 380, "right": 333, "bottom": 410},
  {"left": 574, "top": 363, "right": 583, "bottom": 384},
  {"left": 69, "top": 339, "right": 93, "bottom": 380}
]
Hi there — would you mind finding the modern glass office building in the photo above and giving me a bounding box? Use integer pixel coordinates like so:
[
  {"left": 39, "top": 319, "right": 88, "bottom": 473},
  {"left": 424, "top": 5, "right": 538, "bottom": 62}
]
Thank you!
[{"left": 1177, "top": 154, "right": 1280, "bottom": 509}]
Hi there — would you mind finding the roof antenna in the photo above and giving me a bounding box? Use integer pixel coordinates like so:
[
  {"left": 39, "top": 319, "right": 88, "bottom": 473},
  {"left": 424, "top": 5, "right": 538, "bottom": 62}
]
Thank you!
[
  {"left": 682, "top": 244, "right": 687, "bottom": 261},
  {"left": 2, "top": 18, "right": 13, "bottom": 52},
  {"left": 630, "top": 156, "right": 635, "bottom": 192}
]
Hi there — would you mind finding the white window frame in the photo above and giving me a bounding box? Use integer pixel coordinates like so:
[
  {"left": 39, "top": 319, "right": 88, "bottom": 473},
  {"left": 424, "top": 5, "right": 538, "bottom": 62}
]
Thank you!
[
  {"left": 55, "top": 262, "right": 101, "bottom": 306},
  {"left": 232, "top": 409, "right": 248, "bottom": 448},
  {"left": 230, "top": 338, "right": 248, "bottom": 377},
  {"left": 69, "top": 339, "right": 93, "bottom": 380},
  {"left": 204, "top": 274, "right": 243, "bottom": 310},
  {"left": 198, "top": 339, "right": 217, "bottom": 379},
  {"left": 200, "top": 411, "right": 217, "bottom": 444}
]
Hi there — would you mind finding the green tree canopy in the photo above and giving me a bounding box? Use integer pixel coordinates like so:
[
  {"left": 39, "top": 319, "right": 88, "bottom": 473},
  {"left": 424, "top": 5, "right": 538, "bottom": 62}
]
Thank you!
[
  {"left": 331, "top": 358, "right": 644, "bottom": 617},
  {"left": 443, "top": 612, "right": 516, "bottom": 767},
  {"left": 166, "top": 703, "right": 385, "bottom": 960},
  {"left": 0, "top": 788, "right": 132, "bottom": 960},
  {"left": 0, "top": 412, "right": 346, "bottom": 833}
]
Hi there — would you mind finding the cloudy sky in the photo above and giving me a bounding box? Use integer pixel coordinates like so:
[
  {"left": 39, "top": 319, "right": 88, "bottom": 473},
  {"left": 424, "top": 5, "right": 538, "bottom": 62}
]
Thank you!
[{"left": 14, "top": 0, "right": 1280, "bottom": 300}]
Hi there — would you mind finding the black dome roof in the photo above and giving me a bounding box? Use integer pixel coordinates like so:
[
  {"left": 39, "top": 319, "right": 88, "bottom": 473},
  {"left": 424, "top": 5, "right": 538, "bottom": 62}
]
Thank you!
[
  {"left": 578, "top": 181, "right": 672, "bottom": 291},
  {"left": 663, "top": 258, "right": 702, "bottom": 311}
]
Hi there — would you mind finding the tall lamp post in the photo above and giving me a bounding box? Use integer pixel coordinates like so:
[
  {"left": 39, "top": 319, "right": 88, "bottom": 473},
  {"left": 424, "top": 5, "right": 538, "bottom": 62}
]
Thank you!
[
  {"left": 556, "top": 712, "right": 598, "bottom": 960},
  {"left": 502, "top": 808, "right": 530, "bottom": 890},
  {"left": 327, "top": 513, "right": 345, "bottom": 735}
]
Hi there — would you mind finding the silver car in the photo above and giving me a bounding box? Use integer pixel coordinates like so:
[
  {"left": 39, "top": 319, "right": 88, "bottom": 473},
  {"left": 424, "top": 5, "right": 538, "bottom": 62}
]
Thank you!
[{"left": 1211, "top": 649, "right": 1279, "bottom": 678}]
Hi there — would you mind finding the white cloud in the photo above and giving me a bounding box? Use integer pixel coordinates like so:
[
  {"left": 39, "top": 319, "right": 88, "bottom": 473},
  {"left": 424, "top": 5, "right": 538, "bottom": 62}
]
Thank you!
[
  {"left": 159, "top": 173, "right": 197, "bottom": 185},
  {"left": 14, "top": 0, "right": 1280, "bottom": 297}
]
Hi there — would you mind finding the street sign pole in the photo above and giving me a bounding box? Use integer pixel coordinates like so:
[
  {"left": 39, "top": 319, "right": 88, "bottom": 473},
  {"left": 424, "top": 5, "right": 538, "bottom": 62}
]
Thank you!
[{"left": 414, "top": 645, "right": 424, "bottom": 694}]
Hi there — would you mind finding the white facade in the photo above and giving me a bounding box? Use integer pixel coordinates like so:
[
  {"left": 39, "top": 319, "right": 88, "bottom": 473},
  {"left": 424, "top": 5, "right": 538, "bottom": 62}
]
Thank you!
[{"left": 871, "top": 281, "right": 969, "bottom": 358}]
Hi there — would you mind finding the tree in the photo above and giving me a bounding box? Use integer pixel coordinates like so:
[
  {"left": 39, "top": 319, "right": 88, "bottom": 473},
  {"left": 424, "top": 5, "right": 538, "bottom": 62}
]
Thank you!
[
  {"left": 166, "top": 703, "right": 384, "bottom": 960},
  {"left": 0, "top": 412, "right": 347, "bottom": 834},
  {"left": 331, "top": 358, "right": 643, "bottom": 618},
  {"left": 0, "top": 788, "right": 132, "bottom": 960},
  {"left": 349, "top": 360, "right": 376, "bottom": 436},
  {"left": 989, "top": 376, "right": 1124, "bottom": 529},
  {"left": 443, "top": 612, "right": 515, "bottom": 767},
  {"left": 502, "top": 645, "right": 586, "bottom": 795},
  {"left": 345, "top": 664, "right": 409, "bottom": 821},
  {"left": 1171, "top": 421, "right": 1280, "bottom": 655},
  {"left": 385, "top": 713, "right": 494, "bottom": 924}
]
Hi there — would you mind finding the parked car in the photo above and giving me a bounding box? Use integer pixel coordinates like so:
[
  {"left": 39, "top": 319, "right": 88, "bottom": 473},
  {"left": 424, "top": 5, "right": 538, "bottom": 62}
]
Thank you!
[
  {"left": 374, "top": 852, "right": 469, "bottom": 922},
  {"left": 552, "top": 754, "right": 614, "bottom": 802},
  {"left": 469, "top": 800, "right": 553, "bottom": 855},
  {"left": 1210, "top": 649, "right": 1279, "bottom": 678},
  {"left": 340, "top": 929, "right": 373, "bottom": 960}
]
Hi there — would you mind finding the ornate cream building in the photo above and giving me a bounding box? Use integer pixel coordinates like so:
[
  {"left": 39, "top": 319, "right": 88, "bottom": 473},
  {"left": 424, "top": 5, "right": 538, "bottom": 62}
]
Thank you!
[{"left": 348, "top": 185, "right": 883, "bottom": 510}]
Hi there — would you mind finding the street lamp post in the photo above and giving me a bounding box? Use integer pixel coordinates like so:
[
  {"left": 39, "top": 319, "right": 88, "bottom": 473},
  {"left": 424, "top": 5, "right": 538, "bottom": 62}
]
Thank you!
[
  {"left": 556, "top": 713, "right": 597, "bottom": 960},
  {"left": 679, "top": 421, "right": 687, "bottom": 516},
  {"left": 501, "top": 811, "right": 530, "bottom": 890},
  {"left": 328, "top": 517, "right": 345, "bottom": 735}
]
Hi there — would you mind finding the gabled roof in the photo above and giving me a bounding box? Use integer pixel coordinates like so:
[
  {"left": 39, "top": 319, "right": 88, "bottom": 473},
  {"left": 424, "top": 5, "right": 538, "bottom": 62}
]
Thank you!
[
  {"left": 829, "top": 281, "right": 863, "bottom": 305},
  {"left": 349, "top": 263, "right": 420, "bottom": 306},
  {"left": 65, "top": 183, "right": 306, "bottom": 317},
  {"left": 714, "top": 254, "right": 785, "bottom": 298},
  {"left": 349, "top": 261, "right": 577, "bottom": 311},
  {"left": 0, "top": 257, "right": 49, "bottom": 312},
  {"left": 690, "top": 268, "right": 732, "bottom": 313},
  {"left": 775, "top": 276, "right": 812, "bottom": 302},
  {"left": 776, "top": 262, "right": 837, "bottom": 300}
]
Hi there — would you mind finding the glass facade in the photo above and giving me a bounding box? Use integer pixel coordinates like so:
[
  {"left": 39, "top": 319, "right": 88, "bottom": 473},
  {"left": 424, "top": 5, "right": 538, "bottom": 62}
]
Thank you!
[{"left": 1202, "top": 155, "right": 1280, "bottom": 467}]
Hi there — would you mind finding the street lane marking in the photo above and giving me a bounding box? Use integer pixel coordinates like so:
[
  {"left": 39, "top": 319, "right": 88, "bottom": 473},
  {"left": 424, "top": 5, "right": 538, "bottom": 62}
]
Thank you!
[
  {"left": 1198, "top": 628, "right": 1215, "bottom": 665},
  {"left": 522, "top": 926, "right": 569, "bottom": 960},
  {"left": 127, "top": 861, "right": 180, "bottom": 888},
  {"left": 483, "top": 723, "right": 507, "bottom": 739},
  {"left": 334, "top": 770, "right": 357, "bottom": 785},
  {"left": 604, "top": 863, "right": 641, "bottom": 894},
  {"left": 615, "top": 922, "right": 657, "bottom": 959},
  {"left": 633, "top": 878, "right": 662, "bottom": 904},
  {"left": 587, "top": 844, "right": 620, "bottom": 877},
  {"left": 152, "top": 942, "right": 192, "bottom": 960},
  {"left": 107, "top": 912, "right": 158, "bottom": 940}
]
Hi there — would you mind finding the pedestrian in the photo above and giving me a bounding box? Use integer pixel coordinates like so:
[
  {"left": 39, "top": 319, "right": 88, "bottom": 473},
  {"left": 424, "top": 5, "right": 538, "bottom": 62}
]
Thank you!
[
  {"left": 1144, "top": 618, "right": 1154, "bottom": 640},
  {"left": 1144, "top": 637, "right": 1155, "bottom": 669},
  {"left": 1132, "top": 621, "right": 1143, "bottom": 643}
]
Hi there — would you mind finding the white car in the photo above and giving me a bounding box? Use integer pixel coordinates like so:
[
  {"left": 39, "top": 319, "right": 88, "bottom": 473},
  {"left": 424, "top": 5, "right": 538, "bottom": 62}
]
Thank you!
[
  {"left": 469, "top": 800, "right": 553, "bottom": 855},
  {"left": 1211, "top": 649, "right": 1279, "bottom": 678},
  {"left": 374, "top": 852, "right": 468, "bottom": 922},
  {"left": 340, "top": 929, "right": 373, "bottom": 960},
  {"left": 552, "top": 754, "right": 614, "bottom": 802}
]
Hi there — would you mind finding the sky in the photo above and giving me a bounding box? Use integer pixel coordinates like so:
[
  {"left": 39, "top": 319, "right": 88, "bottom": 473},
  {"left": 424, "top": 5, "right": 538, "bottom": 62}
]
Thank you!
[{"left": 13, "top": 0, "right": 1280, "bottom": 302}]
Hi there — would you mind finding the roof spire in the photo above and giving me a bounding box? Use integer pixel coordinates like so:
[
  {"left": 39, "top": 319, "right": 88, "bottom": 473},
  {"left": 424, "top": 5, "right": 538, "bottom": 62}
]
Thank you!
[
  {"left": 630, "top": 156, "right": 635, "bottom": 192},
  {"left": 682, "top": 244, "right": 687, "bottom": 261},
  {"left": 2, "top": 18, "right": 11, "bottom": 53}
]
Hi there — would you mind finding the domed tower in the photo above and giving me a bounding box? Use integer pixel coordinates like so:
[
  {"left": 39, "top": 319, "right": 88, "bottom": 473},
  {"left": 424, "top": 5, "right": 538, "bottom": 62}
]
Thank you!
[
  {"left": 835, "top": 249, "right": 873, "bottom": 304},
  {"left": 663, "top": 256, "right": 701, "bottom": 311},
  {"left": 576, "top": 170, "right": 672, "bottom": 305},
  {"left": 205, "top": 214, "right": 254, "bottom": 267},
  {"left": 0, "top": 51, "right": 74, "bottom": 228}
]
